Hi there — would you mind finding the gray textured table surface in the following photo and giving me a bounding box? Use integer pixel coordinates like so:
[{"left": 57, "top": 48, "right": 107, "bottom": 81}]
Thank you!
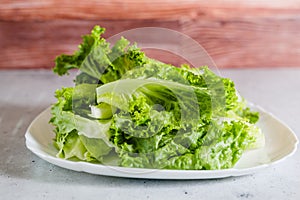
[{"left": 0, "top": 68, "right": 299, "bottom": 200}]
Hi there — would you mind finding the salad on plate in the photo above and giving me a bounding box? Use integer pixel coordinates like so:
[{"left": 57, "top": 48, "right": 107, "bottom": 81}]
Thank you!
[{"left": 49, "top": 25, "right": 264, "bottom": 170}]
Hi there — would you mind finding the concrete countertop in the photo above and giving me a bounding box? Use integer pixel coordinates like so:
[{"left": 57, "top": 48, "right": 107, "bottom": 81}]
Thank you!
[{"left": 0, "top": 68, "right": 299, "bottom": 200}]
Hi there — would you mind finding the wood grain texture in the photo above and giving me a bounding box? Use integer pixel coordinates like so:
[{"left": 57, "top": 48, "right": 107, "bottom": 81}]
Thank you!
[
  {"left": 1, "top": 0, "right": 300, "bottom": 69},
  {"left": 1, "top": 0, "right": 300, "bottom": 21},
  {"left": 182, "top": 17, "right": 300, "bottom": 68}
]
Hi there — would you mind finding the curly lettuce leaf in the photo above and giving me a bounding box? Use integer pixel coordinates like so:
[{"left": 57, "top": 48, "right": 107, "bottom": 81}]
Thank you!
[
  {"left": 95, "top": 78, "right": 211, "bottom": 123},
  {"left": 53, "top": 26, "right": 107, "bottom": 76},
  {"left": 49, "top": 87, "right": 113, "bottom": 162},
  {"left": 53, "top": 25, "right": 147, "bottom": 85},
  {"left": 50, "top": 25, "right": 263, "bottom": 170},
  {"left": 94, "top": 78, "right": 260, "bottom": 169}
]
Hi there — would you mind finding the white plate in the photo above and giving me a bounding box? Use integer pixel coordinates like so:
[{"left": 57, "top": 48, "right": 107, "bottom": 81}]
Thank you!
[{"left": 25, "top": 105, "right": 298, "bottom": 179}]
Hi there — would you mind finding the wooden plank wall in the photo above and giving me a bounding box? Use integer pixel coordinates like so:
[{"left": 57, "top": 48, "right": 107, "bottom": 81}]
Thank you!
[{"left": 1, "top": 0, "right": 300, "bottom": 69}]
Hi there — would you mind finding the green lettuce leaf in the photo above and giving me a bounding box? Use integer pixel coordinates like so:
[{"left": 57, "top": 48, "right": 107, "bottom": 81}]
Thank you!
[
  {"left": 53, "top": 26, "right": 107, "bottom": 76},
  {"left": 50, "top": 25, "right": 264, "bottom": 170},
  {"left": 50, "top": 87, "right": 113, "bottom": 162},
  {"left": 53, "top": 25, "right": 147, "bottom": 85}
]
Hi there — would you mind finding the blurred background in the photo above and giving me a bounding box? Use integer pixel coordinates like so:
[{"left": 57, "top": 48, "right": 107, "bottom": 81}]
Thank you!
[{"left": 0, "top": 0, "right": 300, "bottom": 69}]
